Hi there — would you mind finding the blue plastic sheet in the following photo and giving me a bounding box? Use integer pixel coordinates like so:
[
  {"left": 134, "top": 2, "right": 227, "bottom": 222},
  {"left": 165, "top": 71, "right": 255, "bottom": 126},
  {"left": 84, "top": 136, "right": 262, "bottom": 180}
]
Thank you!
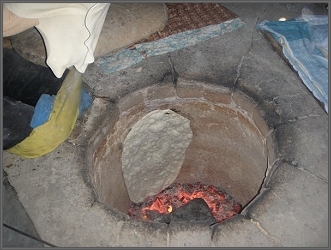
[{"left": 257, "top": 14, "right": 328, "bottom": 113}]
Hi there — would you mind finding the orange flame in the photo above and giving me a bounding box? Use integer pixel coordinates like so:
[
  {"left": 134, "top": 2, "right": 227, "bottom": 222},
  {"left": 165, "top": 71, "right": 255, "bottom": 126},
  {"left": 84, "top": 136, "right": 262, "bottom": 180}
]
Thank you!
[{"left": 128, "top": 182, "right": 242, "bottom": 223}]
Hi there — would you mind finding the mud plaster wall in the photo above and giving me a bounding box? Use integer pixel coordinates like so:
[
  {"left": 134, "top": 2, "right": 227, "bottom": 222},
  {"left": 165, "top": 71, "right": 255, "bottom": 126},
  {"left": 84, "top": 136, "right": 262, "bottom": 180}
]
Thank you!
[{"left": 87, "top": 79, "right": 271, "bottom": 214}]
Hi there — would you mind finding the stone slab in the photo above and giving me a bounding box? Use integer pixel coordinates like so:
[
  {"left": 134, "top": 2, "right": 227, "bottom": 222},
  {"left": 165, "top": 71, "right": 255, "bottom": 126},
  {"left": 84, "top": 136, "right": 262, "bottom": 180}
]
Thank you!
[
  {"left": 212, "top": 215, "right": 276, "bottom": 247},
  {"left": 2, "top": 171, "right": 44, "bottom": 247},
  {"left": 83, "top": 53, "right": 173, "bottom": 100},
  {"left": 246, "top": 162, "right": 328, "bottom": 247},
  {"left": 3, "top": 144, "right": 126, "bottom": 247},
  {"left": 274, "top": 116, "right": 328, "bottom": 181}
]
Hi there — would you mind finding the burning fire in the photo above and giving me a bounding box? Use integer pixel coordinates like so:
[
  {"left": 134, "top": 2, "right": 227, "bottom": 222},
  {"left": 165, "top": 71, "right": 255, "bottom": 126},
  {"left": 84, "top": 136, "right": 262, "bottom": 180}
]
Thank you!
[{"left": 127, "top": 182, "right": 242, "bottom": 223}]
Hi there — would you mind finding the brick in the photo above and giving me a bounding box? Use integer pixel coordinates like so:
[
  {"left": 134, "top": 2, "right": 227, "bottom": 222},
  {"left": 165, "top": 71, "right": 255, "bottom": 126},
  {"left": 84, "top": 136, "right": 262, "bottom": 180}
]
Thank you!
[
  {"left": 203, "top": 85, "right": 232, "bottom": 104},
  {"left": 147, "top": 83, "right": 176, "bottom": 100},
  {"left": 176, "top": 81, "right": 204, "bottom": 98},
  {"left": 118, "top": 91, "right": 145, "bottom": 113}
]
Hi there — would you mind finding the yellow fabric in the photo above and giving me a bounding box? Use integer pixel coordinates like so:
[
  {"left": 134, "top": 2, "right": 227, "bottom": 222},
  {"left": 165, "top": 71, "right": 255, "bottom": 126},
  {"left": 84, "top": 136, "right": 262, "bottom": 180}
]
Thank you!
[{"left": 6, "top": 68, "right": 83, "bottom": 158}]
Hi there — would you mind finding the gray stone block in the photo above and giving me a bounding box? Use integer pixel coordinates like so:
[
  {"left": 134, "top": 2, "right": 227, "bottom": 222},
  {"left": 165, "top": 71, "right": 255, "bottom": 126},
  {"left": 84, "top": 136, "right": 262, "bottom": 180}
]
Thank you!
[
  {"left": 246, "top": 162, "right": 328, "bottom": 247},
  {"left": 274, "top": 116, "right": 328, "bottom": 181},
  {"left": 212, "top": 215, "right": 276, "bottom": 247}
]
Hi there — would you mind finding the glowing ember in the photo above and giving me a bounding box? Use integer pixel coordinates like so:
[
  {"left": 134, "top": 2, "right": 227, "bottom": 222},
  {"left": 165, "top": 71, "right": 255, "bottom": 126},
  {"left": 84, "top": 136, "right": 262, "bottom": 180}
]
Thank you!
[{"left": 127, "top": 182, "right": 242, "bottom": 223}]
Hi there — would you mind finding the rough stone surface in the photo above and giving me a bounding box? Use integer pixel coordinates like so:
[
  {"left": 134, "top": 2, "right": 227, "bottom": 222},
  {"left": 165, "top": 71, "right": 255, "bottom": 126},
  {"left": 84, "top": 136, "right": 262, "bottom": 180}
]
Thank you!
[
  {"left": 116, "top": 220, "right": 168, "bottom": 247},
  {"left": 168, "top": 222, "right": 213, "bottom": 247},
  {"left": 10, "top": 27, "right": 48, "bottom": 67},
  {"left": 3, "top": 3, "right": 328, "bottom": 247},
  {"left": 83, "top": 53, "right": 172, "bottom": 100},
  {"left": 2, "top": 171, "right": 44, "bottom": 247},
  {"left": 3, "top": 143, "right": 127, "bottom": 247},
  {"left": 176, "top": 80, "right": 204, "bottom": 99},
  {"left": 94, "top": 3, "right": 168, "bottom": 58},
  {"left": 68, "top": 97, "right": 113, "bottom": 147},
  {"left": 122, "top": 109, "right": 193, "bottom": 203},
  {"left": 212, "top": 215, "right": 276, "bottom": 247},
  {"left": 246, "top": 162, "right": 328, "bottom": 247},
  {"left": 3, "top": 37, "right": 13, "bottom": 49},
  {"left": 274, "top": 115, "right": 328, "bottom": 181}
]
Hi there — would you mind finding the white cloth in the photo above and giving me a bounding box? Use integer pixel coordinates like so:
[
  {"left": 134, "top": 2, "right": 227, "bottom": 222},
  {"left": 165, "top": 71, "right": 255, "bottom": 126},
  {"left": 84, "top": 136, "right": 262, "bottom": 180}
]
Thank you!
[{"left": 5, "top": 3, "right": 110, "bottom": 78}]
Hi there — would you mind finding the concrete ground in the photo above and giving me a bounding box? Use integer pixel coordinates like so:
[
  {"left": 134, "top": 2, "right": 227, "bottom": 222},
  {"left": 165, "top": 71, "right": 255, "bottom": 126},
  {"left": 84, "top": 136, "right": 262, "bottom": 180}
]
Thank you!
[{"left": 2, "top": 3, "right": 328, "bottom": 247}]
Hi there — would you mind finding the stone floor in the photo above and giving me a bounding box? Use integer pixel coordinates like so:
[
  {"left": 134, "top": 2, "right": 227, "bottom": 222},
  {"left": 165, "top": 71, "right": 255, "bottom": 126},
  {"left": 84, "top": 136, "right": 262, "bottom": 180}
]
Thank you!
[{"left": 2, "top": 3, "right": 328, "bottom": 247}]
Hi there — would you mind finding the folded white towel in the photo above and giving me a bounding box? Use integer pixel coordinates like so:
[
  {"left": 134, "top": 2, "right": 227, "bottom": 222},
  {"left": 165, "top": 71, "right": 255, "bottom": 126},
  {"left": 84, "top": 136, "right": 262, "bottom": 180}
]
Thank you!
[{"left": 5, "top": 3, "right": 110, "bottom": 78}]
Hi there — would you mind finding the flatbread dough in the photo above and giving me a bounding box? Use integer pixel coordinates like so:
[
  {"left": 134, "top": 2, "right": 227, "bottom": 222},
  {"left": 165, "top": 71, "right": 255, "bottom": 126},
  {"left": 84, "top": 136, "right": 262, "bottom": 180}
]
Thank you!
[{"left": 122, "top": 109, "right": 193, "bottom": 203}]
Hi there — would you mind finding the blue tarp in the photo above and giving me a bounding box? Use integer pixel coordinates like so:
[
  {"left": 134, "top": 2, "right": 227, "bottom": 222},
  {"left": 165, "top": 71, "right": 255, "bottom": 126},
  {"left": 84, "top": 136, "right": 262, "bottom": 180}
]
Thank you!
[{"left": 257, "top": 13, "right": 328, "bottom": 113}]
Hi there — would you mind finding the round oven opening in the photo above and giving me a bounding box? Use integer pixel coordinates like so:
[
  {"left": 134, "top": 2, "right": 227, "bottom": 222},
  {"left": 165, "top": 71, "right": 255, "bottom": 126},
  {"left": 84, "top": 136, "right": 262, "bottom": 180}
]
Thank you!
[{"left": 86, "top": 79, "right": 273, "bottom": 222}]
